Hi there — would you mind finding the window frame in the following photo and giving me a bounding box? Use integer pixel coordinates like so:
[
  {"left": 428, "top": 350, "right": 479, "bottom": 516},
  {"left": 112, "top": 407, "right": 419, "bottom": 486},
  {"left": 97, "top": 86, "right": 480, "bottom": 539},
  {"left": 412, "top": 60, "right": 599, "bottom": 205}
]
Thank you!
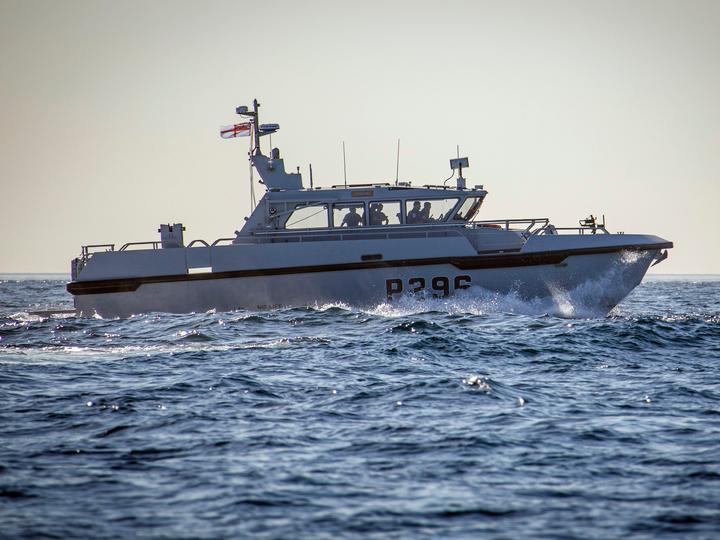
[
  {"left": 332, "top": 202, "right": 367, "bottom": 228},
  {"left": 284, "top": 202, "right": 331, "bottom": 230}
]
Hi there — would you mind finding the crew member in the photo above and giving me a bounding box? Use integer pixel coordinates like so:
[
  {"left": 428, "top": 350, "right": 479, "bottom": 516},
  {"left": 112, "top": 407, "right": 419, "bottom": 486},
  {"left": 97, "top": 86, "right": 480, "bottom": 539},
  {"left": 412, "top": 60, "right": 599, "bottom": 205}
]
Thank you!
[
  {"left": 407, "top": 201, "right": 422, "bottom": 224},
  {"left": 341, "top": 207, "right": 363, "bottom": 227},
  {"left": 369, "top": 203, "right": 389, "bottom": 225}
]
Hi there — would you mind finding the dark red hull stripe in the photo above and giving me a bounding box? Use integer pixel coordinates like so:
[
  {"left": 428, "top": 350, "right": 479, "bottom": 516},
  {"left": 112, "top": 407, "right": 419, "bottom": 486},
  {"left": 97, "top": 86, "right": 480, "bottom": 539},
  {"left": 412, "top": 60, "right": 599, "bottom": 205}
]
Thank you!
[{"left": 67, "top": 242, "right": 672, "bottom": 296}]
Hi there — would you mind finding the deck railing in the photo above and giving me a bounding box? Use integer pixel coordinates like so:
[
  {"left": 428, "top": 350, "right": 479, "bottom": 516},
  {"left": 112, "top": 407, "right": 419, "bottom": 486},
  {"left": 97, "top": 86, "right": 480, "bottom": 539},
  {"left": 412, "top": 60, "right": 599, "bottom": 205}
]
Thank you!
[
  {"left": 530, "top": 225, "right": 610, "bottom": 236},
  {"left": 75, "top": 219, "right": 610, "bottom": 278},
  {"left": 80, "top": 244, "right": 115, "bottom": 263},
  {"left": 74, "top": 244, "right": 115, "bottom": 280},
  {"left": 469, "top": 218, "right": 549, "bottom": 237},
  {"left": 468, "top": 218, "right": 607, "bottom": 237},
  {"left": 119, "top": 241, "right": 160, "bottom": 251}
]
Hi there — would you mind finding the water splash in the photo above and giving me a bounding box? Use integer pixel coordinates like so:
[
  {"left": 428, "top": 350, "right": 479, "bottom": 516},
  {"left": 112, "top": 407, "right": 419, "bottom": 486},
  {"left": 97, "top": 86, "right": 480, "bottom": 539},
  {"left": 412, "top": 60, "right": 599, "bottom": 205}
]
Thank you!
[{"left": 367, "top": 252, "right": 654, "bottom": 319}]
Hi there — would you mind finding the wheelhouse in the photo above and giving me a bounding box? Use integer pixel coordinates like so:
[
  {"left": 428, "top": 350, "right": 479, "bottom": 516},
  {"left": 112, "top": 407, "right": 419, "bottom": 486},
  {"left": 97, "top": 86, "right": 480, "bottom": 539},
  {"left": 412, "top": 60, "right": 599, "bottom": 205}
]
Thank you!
[{"left": 251, "top": 187, "right": 487, "bottom": 233}]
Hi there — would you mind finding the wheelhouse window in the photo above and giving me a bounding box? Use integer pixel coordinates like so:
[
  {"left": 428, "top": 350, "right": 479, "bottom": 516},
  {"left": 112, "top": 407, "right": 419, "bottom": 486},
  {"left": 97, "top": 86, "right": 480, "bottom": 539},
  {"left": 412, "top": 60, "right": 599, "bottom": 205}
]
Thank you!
[
  {"left": 285, "top": 203, "right": 329, "bottom": 229},
  {"left": 451, "top": 196, "right": 485, "bottom": 222},
  {"left": 368, "top": 200, "right": 402, "bottom": 225},
  {"left": 405, "top": 198, "right": 460, "bottom": 224},
  {"left": 333, "top": 203, "right": 365, "bottom": 227}
]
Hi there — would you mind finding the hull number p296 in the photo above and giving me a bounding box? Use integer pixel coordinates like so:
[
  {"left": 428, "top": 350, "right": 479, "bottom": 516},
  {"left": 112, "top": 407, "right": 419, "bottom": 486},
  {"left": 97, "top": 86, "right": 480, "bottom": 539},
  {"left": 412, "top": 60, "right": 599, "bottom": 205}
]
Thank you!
[{"left": 386, "top": 275, "right": 471, "bottom": 300}]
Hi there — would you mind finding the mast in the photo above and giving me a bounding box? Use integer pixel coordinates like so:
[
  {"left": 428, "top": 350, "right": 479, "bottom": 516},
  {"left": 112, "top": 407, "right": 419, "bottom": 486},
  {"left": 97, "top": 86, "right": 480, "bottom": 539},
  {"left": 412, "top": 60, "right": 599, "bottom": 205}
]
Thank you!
[
  {"left": 236, "top": 99, "right": 262, "bottom": 155},
  {"left": 252, "top": 99, "right": 261, "bottom": 155}
]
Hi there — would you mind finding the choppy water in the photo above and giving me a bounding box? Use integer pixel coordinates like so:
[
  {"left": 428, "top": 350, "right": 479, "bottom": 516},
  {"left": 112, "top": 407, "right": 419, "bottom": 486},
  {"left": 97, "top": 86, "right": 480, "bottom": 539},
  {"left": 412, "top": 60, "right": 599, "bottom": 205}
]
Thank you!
[{"left": 1, "top": 274, "right": 719, "bottom": 539}]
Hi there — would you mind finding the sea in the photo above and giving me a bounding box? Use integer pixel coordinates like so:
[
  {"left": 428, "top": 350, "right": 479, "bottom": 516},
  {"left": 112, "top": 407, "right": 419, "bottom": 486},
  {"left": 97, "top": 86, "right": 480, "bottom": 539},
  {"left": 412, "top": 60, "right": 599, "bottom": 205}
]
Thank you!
[{"left": 1, "top": 274, "right": 719, "bottom": 539}]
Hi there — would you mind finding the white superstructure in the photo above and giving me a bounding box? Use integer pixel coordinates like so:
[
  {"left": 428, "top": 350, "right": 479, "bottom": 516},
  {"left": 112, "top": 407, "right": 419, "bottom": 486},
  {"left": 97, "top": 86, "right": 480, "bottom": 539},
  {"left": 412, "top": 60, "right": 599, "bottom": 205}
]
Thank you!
[{"left": 68, "top": 100, "right": 672, "bottom": 318}]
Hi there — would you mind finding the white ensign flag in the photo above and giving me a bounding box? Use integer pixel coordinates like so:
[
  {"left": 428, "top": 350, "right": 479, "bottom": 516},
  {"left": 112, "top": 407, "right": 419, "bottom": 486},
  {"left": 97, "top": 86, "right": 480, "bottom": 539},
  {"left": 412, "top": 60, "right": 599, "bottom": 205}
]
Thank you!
[{"left": 220, "top": 122, "right": 252, "bottom": 138}]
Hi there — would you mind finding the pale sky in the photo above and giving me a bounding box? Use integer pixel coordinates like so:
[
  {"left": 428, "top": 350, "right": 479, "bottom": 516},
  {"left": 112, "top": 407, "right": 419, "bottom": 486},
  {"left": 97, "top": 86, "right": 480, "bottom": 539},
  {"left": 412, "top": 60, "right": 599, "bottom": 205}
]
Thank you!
[{"left": 1, "top": 0, "right": 718, "bottom": 274}]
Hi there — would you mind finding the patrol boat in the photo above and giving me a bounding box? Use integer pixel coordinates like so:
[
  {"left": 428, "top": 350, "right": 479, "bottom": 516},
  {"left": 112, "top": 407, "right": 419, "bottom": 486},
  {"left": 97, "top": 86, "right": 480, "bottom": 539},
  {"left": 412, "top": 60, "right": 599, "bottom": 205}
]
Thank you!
[{"left": 67, "top": 100, "right": 672, "bottom": 318}]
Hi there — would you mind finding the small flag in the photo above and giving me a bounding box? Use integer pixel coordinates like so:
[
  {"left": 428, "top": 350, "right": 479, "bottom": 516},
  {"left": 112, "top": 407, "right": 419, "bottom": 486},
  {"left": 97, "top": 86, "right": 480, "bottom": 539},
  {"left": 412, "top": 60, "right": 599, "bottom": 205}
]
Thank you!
[{"left": 220, "top": 122, "right": 252, "bottom": 139}]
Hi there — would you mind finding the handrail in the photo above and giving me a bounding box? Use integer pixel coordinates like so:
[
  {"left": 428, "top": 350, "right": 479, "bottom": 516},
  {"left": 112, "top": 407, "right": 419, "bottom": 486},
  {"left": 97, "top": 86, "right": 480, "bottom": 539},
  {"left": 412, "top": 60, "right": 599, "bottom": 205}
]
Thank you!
[
  {"left": 251, "top": 218, "right": 556, "bottom": 238},
  {"left": 119, "top": 241, "right": 160, "bottom": 251},
  {"left": 211, "top": 238, "right": 236, "bottom": 246},
  {"left": 82, "top": 238, "right": 238, "bottom": 256},
  {"left": 533, "top": 226, "right": 610, "bottom": 235},
  {"left": 187, "top": 239, "right": 210, "bottom": 247},
  {"left": 470, "top": 218, "right": 550, "bottom": 234},
  {"left": 80, "top": 244, "right": 115, "bottom": 262},
  {"left": 470, "top": 218, "right": 549, "bottom": 227},
  {"left": 81, "top": 243, "right": 115, "bottom": 256},
  {"left": 246, "top": 226, "right": 465, "bottom": 243},
  {"left": 79, "top": 219, "right": 609, "bottom": 259},
  {"left": 330, "top": 182, "right": 391, "bottom": 188}
]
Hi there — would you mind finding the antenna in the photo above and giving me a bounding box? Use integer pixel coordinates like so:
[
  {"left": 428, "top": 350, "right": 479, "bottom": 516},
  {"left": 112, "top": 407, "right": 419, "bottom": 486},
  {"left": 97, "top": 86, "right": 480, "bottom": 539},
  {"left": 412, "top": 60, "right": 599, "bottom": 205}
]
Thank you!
[
  {"left": 343, "top": 141, "right": 347, "bottom": 188},
  {"left": 450, "top": 154, "right": 469, "bottom": 190},
  {"left": 395, "top": 139, "right": 400, "bottom": 185},
  {"left": 309, "top": 164, "right": 313, "bottom": 189}
]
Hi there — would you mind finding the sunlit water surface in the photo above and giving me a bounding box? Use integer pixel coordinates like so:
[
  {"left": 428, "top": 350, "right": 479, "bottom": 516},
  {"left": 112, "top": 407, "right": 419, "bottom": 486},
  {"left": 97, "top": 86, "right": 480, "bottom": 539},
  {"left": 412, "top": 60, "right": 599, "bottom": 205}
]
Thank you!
[{"left": 1, "top": 274, "right": 719, "bottom": 539}]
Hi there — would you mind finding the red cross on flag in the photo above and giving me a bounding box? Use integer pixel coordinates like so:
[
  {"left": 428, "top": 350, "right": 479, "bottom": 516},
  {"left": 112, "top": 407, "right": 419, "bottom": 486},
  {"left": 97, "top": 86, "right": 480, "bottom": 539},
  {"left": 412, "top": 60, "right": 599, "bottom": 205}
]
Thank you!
[{"left": 220, "top": 122, "right": 252, "bottom": 139}]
